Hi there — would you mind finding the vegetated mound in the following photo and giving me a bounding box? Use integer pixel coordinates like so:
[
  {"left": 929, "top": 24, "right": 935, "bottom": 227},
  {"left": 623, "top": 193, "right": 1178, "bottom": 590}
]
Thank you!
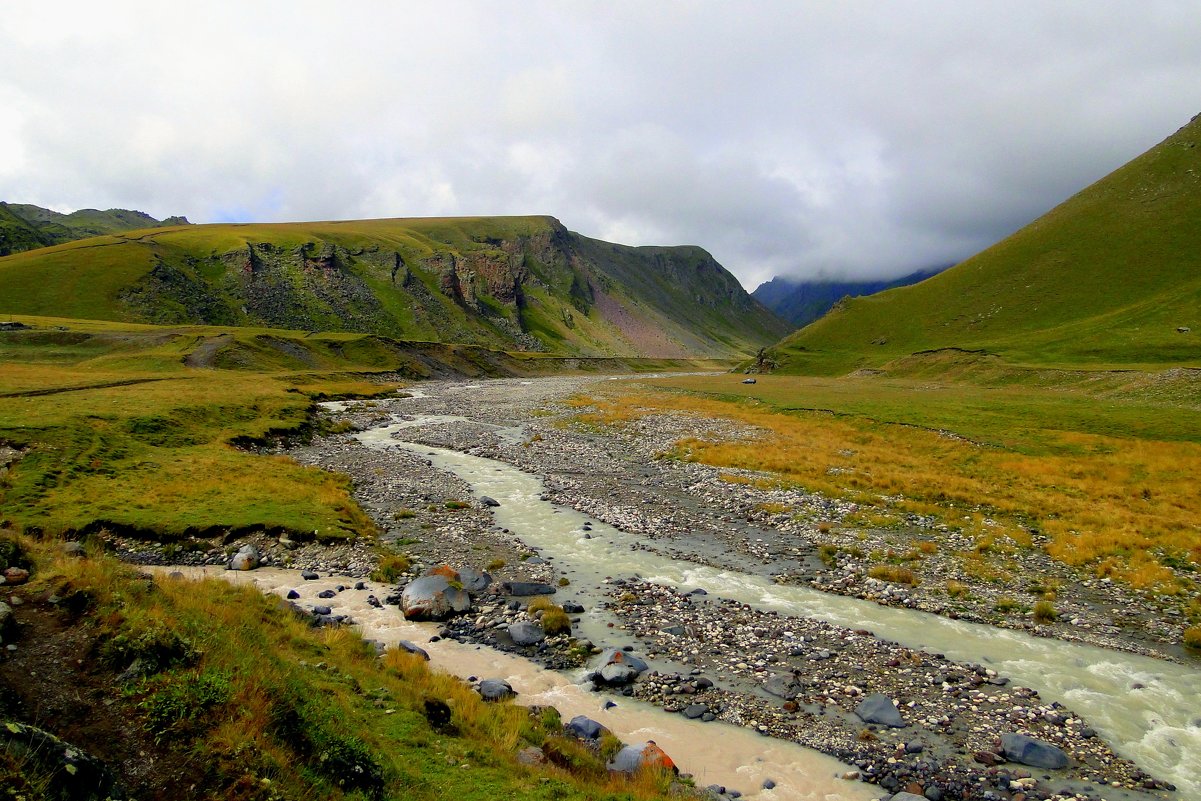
[
  {"left": 751, "top": 265, "right": 949, "bottom": 328},
  {"left": 767, "top": 113, "right": 1201, "bottom": 374},
  {"left": 0, "top": 533, "right": 671, "bottom": 801},
  {"left": 0, "top": 215, "right": 788, "bottom": 358},
  {"left": 0, "top": 201, "right": 188, "bottom": 257}
]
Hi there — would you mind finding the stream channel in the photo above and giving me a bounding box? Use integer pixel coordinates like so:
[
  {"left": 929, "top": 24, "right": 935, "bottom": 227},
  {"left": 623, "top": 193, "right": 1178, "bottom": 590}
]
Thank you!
[{"left": 344, "top": 408, "right": 1201, "bottom": 800}]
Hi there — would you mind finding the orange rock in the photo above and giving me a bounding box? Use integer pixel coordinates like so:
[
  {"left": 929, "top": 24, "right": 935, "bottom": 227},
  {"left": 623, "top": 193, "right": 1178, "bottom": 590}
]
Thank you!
[
  {"left": 426, "top": 564, "right": 460, "bottom": 581},
  {"left": 641, "top": 741, "right": 676, "bottom": 772}
]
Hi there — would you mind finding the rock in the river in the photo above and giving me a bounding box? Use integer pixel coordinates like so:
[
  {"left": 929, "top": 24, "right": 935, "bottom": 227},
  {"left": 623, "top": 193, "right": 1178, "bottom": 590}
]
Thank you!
[
  {"left": 509, "top": 621, "right": 546, "bottom": 646},
  {"left": 855, "top": 693, "right": 906, "bottom": 728},
  {"left": 503, "top": 581, "right": 557, "bottom": 596},
  {"left": 301, "top": 570, "right": 320, "bottom": 580},
  {"left": 396, "top": 640, "right": 430, "bottom": 660},
  {"left": 479, "top": 495, "right": 501, "bottom": 507},
  {"left": 1000, "top": 732, "right": 1070, "bottom": 769},
  {"left": 478, "top": 678, "right": 516, "bottom": 701},
  {"left": 227, "top": 545, "right": 260, "bottom": 571},
  {"left": 401, "top": 575, "right": 471, "bottom": 621},
  {"left": 602, "top": 649, "right": 649, "bottom": 673},
  {"left": 608, "top": 741, "right": 677, "bottom": 774},
  {"left": 458, "top": 567, "right": 493, "bottom": 594},
  {"left": 598, "top": 663, "right": 641, "bottom": 686},
  {"left": 565, "top": 715, "right": 608, "bottom": 740},
  {"left": 682, "top": 704, "right": 709, "bottom": 719}
]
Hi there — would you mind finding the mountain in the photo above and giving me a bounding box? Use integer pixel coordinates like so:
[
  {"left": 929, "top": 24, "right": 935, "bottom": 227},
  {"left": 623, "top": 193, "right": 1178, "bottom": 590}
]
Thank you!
[
  {"left": 752, "top": 266, "right": 949, "bottom": 328},
  {"left": 0, "top": 215, "right": 789, "bottom": 358},
  {"left": 0, "top": 202, "right": 189, "bottom": 256},
  {"left": 767, "top": 113, "right": 1201, "bottom": 374}
]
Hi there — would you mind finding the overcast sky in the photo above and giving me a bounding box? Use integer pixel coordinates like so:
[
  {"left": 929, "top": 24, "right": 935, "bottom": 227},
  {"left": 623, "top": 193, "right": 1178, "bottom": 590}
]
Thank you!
[{"left": 2, "top": 2, "right": 1199, "bottom": 289}]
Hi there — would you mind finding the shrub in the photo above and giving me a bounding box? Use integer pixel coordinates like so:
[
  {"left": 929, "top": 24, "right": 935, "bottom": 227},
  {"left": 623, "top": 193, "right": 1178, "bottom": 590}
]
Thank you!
[
  {"left": 867, "top": 565, "right": 917, "bottom": 585},
  {"left": 945, "top": 580, "right": 968, "bottom": 598},
  {"left": 140, "top": 669, "right": 232, "bottom": 739},
  {"left": 916, "top": 540, "right": 938, "bottom": 554},
  {"left": 102, "top": 623, "right": 200, "bottom": 676},
  {"left": 818, "top": 544, "right": 838, "bottom": 566},
  {"left": 557, "top": 576, "right": 570, "bottom": 587},
  {"left": 1033, "top": 600, "right": 1058, "bottom": 623},
  {"left": 540, "top": 608, "right": 572, "bottom": 636},
  {"left": 485, "top": 558, "right": 506, "bottom": 572},
  {"left": 1182, "top": 626, "right": 1201, "bottom": 650},
  {"left": 444, "top": 500, "right": 469, "bottom": 510},
  {"left": 392, "top": 509, "right": 417, "bottom": 520},
  {"left": 994, "top": 596, "right": 1022, "bottom": 613},
  {"left": 0, "top": 536, "right": 32, "bottom": 573},
  {"left": 371, "top": 553, "right": 411, "bottom": 583}
]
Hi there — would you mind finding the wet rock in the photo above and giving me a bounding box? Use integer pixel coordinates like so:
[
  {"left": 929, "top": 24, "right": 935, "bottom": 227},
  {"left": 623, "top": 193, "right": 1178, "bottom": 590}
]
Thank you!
[
  {"left": 396, "top": 640, "right": 430, "bottom": 660},
  {"left": 563, "top": 602, "right": 585, "bottom": 614},
  {"left": 402, "top": 575, "right": 471, "bottom": 621},
  {"left": 286, "top": 589, "right": 300, "bottom": 599},
  {"left": 228, "top": 545, "right": 259, "bottom": 571},
  {"left": 601, "top": 649, "right": 649, "bottom": 673},
  {"left": 509, "top": 621, "right": 546, "bottom": 646},
  {"left": 598, "top": 663, "right": 641, "bottom": 686},
  {"left": 301, "top": 570, "right": 320, "bottom": 580},
  {"left": 504, "top": 581, "right": 556, "bottom": 596},
  {"left": 312, "top": 605, "right": 332, "bottom": 616},
  {"left": 855, "top": 693, "right": 906, "bottom": 727},
  {"left": 458, "top": 567, "right": 493, "bottom": 594},
  {"left": 478, "top": 678, "right": 516, "bottom": 701},
  {"left": 317, "top": 589, "right": 337, "bottom": 599},
  {"left": 682, "top": 703, "right": 709, "bottom": 719},
  {"left": 480, "top": 495, "right": 501, "bottom": 507},
  {"left": 1000, "top": 732, "right": 1070, "bottom": 769},
  {"left": 565, "top": 715, "right": 608, "bottom": 740},
  {"left": 608, "top": 741, "right": 677, "bottom": 774}
]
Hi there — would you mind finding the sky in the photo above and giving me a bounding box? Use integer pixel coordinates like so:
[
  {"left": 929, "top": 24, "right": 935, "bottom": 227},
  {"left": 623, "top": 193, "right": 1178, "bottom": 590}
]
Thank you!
[{"left": 2, "top": 2, "right": 1199, "bottom": 290}]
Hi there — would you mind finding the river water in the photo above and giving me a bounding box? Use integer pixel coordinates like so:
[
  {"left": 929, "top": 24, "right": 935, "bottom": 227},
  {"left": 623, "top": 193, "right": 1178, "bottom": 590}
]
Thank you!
[{"left": 350, "top": 412, "right": 1201, "bottom": 799}]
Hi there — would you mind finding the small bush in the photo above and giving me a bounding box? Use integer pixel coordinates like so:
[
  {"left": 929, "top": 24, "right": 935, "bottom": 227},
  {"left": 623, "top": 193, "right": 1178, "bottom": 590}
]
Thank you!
[
  {"left": 817, "top": 521, "right": 833, "bottom": 534},
  {"left": 102, "top": 623, "right": 200, "bottom": 675},
  {"left": 540, "top": 608, "right": 572, "bottom": 636},
  {"left": 444, "top": 500, "right": 470, "bottom": 510},
  {"left": 485, "top": 558, "right": 506, "bottom": 572},
  {"left": 1182, "top": 626, "right": 1201, "bottom": 650},
  {"left": 867, "top": 565, "right": 917, "bottom": 585},
  {"left": 945, "top": 580, "right": 968, "bottom": 598},
  {"left": 527, "top": 597, "right": 556, "bottom": 615},
  {"left": 994, "top": 596, "right": 1022, "bottom": 613},
  {"left": 557, "top": 576, "right": 570, "bottom": 587},
  {"left": 916, "top": 540, "right": 938, "bottom": 554},
  {"left": 818, "top": 544, "right": 838, "bottom": 566},
  {"left": 140, "top": 669, "right": 232, "bottom": 739},
  {"left": 392, "top": 509, "right": 417, "bottom": 520},
  {"left": 1033, "top": 600, "right": 1058, "bottom": 623},
  {"left": 371, "top": 554, "right": 411, "bottom": 583}
]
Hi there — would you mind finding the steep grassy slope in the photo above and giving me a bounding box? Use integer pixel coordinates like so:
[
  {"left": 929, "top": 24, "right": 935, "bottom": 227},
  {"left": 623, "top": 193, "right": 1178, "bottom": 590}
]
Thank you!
[
  {"left": 0, "top": 202, "right": 188, "bottom": 256},
  {"left": 768, "top": 114, "right": 1201, "bottom": 374},
  {"left": 0, "top": 216, "right": 788, "bottom": 358},
  {"left": 752, "top": 266, "right": 948, "bottom": 328}
]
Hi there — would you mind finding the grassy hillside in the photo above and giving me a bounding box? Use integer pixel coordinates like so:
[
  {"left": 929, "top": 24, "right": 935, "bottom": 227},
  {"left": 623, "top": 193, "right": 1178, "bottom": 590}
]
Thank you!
[
  {"left": 768, "top": 114, "right": 1201, "bottom": 374},
  {"left": 0, "top": 201, "right": 188, "bottom": 256},
  {"left": 0, "top": 534, "right": 674, "bottom": 800},
  {"left": 752, "top": 266, "right": 948, "bottom": 328},
  {"left": 0, "top": 215, "right": 788, "bottom": 358}
]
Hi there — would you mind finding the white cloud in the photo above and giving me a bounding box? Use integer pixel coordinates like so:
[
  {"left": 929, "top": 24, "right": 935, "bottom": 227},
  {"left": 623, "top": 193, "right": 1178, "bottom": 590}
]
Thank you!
[{"left": 2, "top": 1, "right": 1199, "bottom": 288}]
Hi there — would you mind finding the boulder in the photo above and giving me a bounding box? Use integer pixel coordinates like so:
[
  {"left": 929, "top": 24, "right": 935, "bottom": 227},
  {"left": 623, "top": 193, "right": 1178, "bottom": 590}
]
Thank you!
[
  {"left": 763, "top": 674, "right": 799, "bottom": 699},
  {"left": 301, "top": 570, "right": 320, "bottom": 580},
  {"left": 509, "top": 621, "right": 546, "bottom": 646},
  {"left": 478, "top": 678, "right": 515, "bottom": 702},
  {"left": 396, "top": 640, "right": 430, "bottom": 661},
  {"left": 562, "top": 602, "right": 585, "bottom": 614},
  {"left": 516, "top": 746, "right": 546, "bottom": 765},
  {"left": 402, "top": 575, "right": 471, "bottom": 621},
  {"left": 312, "top": 605, "right": 332, "bottom": 616},
  {"left": 565, "top": 715, "right": 608, "bottom": 740},
  {"left": 3, "top": 567, "right": 30, "bottom": 585},
  {"left": 503, "top": 581, "right": 556, "bottom": 596},
  {"left": 227, "top": 545, "right": 259, "bottom": 571},
  {"left": 608, "top": 741, "right": 677, "bottom": 774},
  {"left": 479, "top": 495, "right": 501, "bottom": 507},
  {"left": 602, "top": 649, "right": 649, "bottom": 673},
  {"left": 598, "top": 663, "right": 640, "bottom": 686},
  {"left": 1000, "top": 732, "right": 1070, "bottom": 769},
  {"left": 855, "top": 693, "right": 906, "bottom": 728},
  {"left": 682, "top": 704, "right": 709, "bottom": 720},
  {"left": 457, "top": 567, "right": 493, "bottom": 594}
]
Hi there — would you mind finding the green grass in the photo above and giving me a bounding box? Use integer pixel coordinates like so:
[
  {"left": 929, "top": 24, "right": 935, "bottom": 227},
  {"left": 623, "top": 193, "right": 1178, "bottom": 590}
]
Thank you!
[
  {"left": 5, "top": 535, "right": 672, "bottom": 800},
  {"left": 769, "top": 114, "right": 1201, "bottom": 374},
  {"left": 0, "top": 214, "right": 784, "bottom": 359}
]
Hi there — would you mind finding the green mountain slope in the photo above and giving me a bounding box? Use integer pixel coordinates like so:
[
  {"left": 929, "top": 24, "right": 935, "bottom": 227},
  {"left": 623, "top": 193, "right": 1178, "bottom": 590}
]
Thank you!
[
  {"left": 0, "top": 215, "right": 788, "bottom": 358},
  {"left": 768, "top": 113, "right": 1201, "bottom": 374},
  {"left": 0, "top": 201, "right": 189, "bottom": 256}
]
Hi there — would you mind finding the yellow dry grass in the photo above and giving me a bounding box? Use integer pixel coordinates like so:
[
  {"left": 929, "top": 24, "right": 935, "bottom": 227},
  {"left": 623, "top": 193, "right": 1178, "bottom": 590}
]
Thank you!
[{"left": 574, "top": 391, "right": 1201, "bottom": 591}]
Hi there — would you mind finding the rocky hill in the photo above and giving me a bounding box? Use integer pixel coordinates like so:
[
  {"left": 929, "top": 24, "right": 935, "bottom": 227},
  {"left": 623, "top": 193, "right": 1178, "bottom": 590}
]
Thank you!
[
  {"left": 0, "top": 202, "right": 189, "bottom": 256},
  {"left": 0, "top": 215, "right": 787, "bottom": 358}
]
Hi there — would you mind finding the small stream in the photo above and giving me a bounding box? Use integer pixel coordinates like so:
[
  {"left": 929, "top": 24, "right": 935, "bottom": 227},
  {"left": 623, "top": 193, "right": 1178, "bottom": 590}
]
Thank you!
[{"left": 351, "top": 412, "right": 1201, "bottom": 799}]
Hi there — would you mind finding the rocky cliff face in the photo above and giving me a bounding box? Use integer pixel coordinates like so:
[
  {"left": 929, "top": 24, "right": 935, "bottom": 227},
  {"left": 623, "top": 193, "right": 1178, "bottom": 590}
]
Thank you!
[{"left": 3, "top": 214, "right": 789, "bottom": 358}]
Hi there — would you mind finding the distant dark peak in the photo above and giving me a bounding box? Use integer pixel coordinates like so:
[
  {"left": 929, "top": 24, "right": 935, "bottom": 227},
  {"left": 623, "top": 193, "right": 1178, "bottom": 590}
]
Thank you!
[{"left": 753, "top": 264, "right": 952, "bottom": 328}]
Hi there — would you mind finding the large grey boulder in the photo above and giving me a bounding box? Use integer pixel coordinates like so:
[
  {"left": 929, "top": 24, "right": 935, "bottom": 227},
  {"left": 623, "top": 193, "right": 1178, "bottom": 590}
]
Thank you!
[
  {"left": 401, "top": 575, "right": 471, "bottom": 620},
  {"left": 598, "top": 663, "right": 640, "bottom": 686},
  {"left": 855, "top": 693, "right": 906, "bottom": 728},
  {"left": 395, "top": 640, "right": 430, "bottom": 660},
  {"left": 509, "top": 621, "right": 546, "bottom": 646},
  {"left": 228, "top": 544, "right": 260, "bottom": 571},
  {"left": 763, "top": 674, "right": 799, "bottom": 699},
  {"left": 1001, "top": 732, "right": 1070, "bottom": 769},
  {"left": 478, "top": 678, "right": 516, "bottom": 701},
  {"left": 565, "top": 715, "right": 608, "bottom": 740},
  {"left": 602, "top": 649, "right": 648, "bottom": 673}
]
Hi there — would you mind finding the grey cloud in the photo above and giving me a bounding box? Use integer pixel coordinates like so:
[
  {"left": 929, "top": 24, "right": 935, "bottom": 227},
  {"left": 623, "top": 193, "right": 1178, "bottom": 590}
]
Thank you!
[{"left": 1, "top": 1, "right": 1199, "bottom": 289}]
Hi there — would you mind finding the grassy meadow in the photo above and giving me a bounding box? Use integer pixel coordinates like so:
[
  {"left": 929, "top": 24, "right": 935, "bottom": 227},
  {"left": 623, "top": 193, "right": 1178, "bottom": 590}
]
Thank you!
[
  {"left": 0, "top": 317, "right": 404, "bottom": 541},
  {"left": 578, "top": 368, "right": 1201, "bottom": 594},
  {"left": 0, "top": 534, "right": 673, "bottom": 800}
]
